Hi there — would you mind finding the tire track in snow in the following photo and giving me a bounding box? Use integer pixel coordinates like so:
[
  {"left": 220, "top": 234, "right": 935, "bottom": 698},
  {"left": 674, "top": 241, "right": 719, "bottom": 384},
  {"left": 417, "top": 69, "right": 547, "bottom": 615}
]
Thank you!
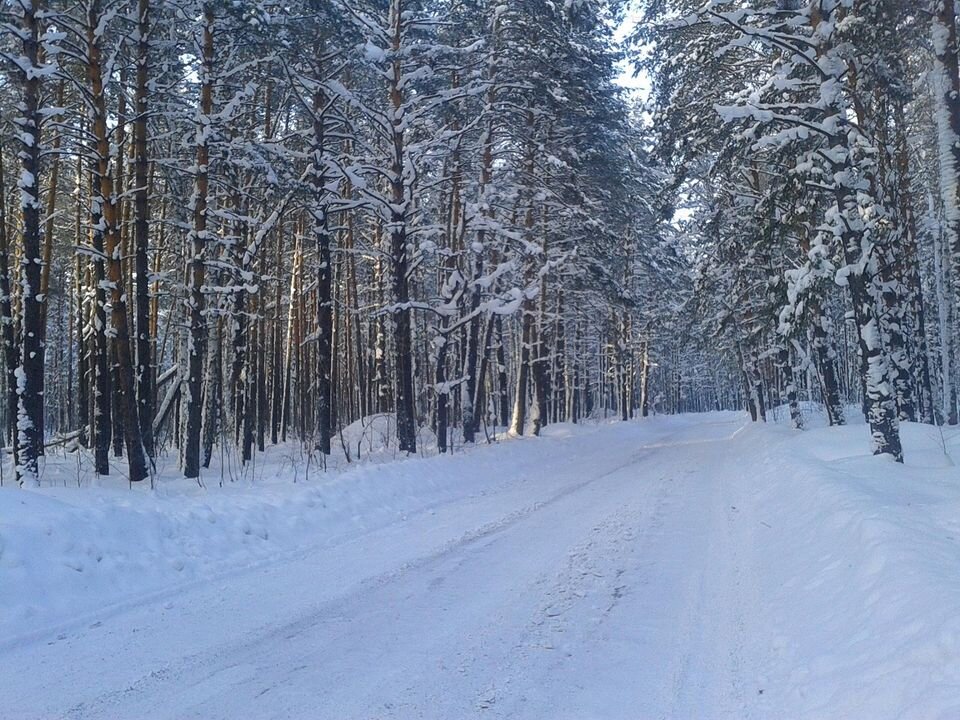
[
  {"left": 22, "top": 416, "right": 754, "bottom": 720},
  {"left": 475, "top": 422, "right": 750, "bottom": 719},
  {"left": 60, "top": 443, "right": 674, "bottom": 720},
  {"left": 660, "top": 429, "right": 764, "bottom": 720}
]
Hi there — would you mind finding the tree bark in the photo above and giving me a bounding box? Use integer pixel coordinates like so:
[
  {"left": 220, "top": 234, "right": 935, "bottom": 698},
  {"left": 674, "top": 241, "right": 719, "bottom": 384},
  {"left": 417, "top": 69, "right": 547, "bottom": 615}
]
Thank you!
[
  {"left": 133, "top": 0, "right": 155, "bottom": 457},
  {"left": 14, "top": 0, "right": 46, "bottom": 484},
  {"left": 310, "top": 75, "right": 334, "bottom": 455},
  {"left": 388, "top": 0, "right": 417, "bottom": 453},
  {"left": 184, "top": 5, "right": 214, "bottom": 479},
  {"left": 0, "top": 144, "right": 20, "bottom": 452},
  {"left": 88, "top": 0, "right": 149, "bottom": 482}
]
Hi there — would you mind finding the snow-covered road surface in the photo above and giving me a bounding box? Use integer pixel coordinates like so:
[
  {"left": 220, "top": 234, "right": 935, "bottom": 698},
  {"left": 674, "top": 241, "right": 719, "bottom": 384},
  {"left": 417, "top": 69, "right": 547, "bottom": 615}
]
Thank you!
[{"left": 4, "top": 413, "right": 960, "bottom": 719}]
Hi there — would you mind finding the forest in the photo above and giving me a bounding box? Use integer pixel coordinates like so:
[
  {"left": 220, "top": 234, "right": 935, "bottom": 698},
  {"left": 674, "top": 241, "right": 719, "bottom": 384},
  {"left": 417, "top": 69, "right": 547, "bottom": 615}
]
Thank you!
[
  {"left": 0, "top": 0, "right": 672, "bottom": 487},
  {"left": 0, "top": 0, "right": 956, "bottom": 485}
]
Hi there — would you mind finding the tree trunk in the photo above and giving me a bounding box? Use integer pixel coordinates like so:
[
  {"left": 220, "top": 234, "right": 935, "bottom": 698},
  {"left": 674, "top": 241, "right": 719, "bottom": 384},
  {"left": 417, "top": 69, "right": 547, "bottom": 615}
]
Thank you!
[
  {"left": 201, "top": 317, "right": 220, "bottom": 468},
  {"left": 388, "top": 1, "right": 417, "bottom": 454},
  {"left": 133, "top": 0, "right": 155, "bottom": 458},
  {"left": 640, "top": 341, "right": 651, "bottom": 417},
  {"left": 808, "top": 299, "right": 846, "bottom": 426},
  {"left": 14, "top": 1, "right": 46, "bottom": 484},
  {"left": 184, "top": 5, "right": 214, "bottom": 479},
  {"left": 311, "top": 78, "right": 334, "bottom": 455},
  {"left": 270, "top": 229, "right": 284, "bottom": 445},
  {"left": 38, "top": 80, "right": 64, "bottom": 341},
  {"left": 496, "top": 315, "right": 509, "bottom": 429},
  {"left": 838, "top": 213, "right": 903, "bottom": 459},
  {"left": 435, "top": 333, "right": 450, "bottom": 453},
  {"left": 511, "top": 310, "right": 532, "bottom": 435},
  {"left": 779, "top": 345, "right": 803, "bottom": 430},
  {"left": 0, "top": 144, "right": 20, "bottom": 453},
  {"left": 88, "top": 0, "right": 149, "bottom": 482},
  {"left": 933, "top": 0, "right": 960, "bottom": 425}
]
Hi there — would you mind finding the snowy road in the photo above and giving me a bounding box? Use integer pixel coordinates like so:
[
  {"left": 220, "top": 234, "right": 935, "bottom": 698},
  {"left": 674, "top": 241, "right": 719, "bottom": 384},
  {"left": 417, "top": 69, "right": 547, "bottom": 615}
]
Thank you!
[
  {"left": 6, "top": 413, "right": 960, "bottom": 719},
  {"left": 28, "top": 416, "right": 956, "bottom": 720},
  {"left": 0, "top": 416, "right": 830, "bottom": 718}
]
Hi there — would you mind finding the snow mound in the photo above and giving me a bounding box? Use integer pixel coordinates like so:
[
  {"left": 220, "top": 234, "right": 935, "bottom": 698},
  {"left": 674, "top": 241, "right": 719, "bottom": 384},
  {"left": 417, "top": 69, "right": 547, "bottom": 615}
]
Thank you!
[
  {"left": 744, "top": 419, "right": 960, "bottom": 718},
  {"left": 0, "top": 417, "right": 625, "bottom": 645}
]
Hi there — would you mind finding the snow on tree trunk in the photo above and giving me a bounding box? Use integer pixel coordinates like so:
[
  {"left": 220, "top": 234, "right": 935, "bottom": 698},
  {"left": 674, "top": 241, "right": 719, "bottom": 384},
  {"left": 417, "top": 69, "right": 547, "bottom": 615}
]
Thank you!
[
  {"left": 133, "top": 0, "right": 155, "bottom": 459},
  {"left": 184, "top": 5, "right": 214, "bottom": 479},
  {"left": 14, "top": 0, "right": 46, "bottom": 485}
]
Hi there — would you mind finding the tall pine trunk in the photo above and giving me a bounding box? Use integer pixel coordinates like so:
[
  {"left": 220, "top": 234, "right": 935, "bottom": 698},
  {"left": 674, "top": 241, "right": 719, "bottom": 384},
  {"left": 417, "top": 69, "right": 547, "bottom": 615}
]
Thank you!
[
  {"left": 0, "top": 144, "right": 19, "bottom": 451},
  {"left": 184, "top": 5, "right": 214, "bottom": 479},
  {"left": 387, "top": 0, "right": 416, "bottom": 453},
  {"left": 14, "top": 0, "right": 46, "bottom": 484},
  {"left": 88, "top": 0, "right": 148, "bottom": 482},
  {"left": 133, "top": 0, "right": 155, "bottom": 458},
  {"left": 807, "top": 299, "right": 845, "bottom": 426},
  {"left": 311, "top": 75, "right": 334, "bottom": 455}
]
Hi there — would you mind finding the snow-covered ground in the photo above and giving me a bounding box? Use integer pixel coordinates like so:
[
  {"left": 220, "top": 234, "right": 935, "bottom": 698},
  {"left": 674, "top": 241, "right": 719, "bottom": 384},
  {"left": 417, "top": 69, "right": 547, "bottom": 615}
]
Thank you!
[{"left": 3, "top": 411, "right": 960, "bottom": 719}]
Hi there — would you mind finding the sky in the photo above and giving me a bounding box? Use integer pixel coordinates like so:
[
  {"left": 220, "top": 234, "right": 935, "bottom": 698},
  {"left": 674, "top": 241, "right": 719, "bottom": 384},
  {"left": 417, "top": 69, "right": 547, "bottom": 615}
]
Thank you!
[{"left": 614, "top": 8, "right": 650, "bottom": 99}]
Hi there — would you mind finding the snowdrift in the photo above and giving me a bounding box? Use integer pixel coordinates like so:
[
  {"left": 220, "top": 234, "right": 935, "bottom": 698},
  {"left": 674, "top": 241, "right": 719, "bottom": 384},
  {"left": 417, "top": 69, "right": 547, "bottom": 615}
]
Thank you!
[
  {"left": 742, "top": 418, "right": 960, "bottom": 718},
  {"left": 0, "top": 418, "right": 627, "bottom": 645}
]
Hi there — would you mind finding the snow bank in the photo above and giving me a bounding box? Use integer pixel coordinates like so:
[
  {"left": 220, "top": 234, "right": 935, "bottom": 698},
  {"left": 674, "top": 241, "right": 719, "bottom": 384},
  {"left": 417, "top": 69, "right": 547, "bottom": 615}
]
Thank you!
[
  {"left": 0, "top": 417, "right": 645, "bottom": 646},
  {"left": 0, "top": 457, "right": 431, "bottom": 642},
  {"left": 742, "top": 418, "right": 960, "bottom": 718}
]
